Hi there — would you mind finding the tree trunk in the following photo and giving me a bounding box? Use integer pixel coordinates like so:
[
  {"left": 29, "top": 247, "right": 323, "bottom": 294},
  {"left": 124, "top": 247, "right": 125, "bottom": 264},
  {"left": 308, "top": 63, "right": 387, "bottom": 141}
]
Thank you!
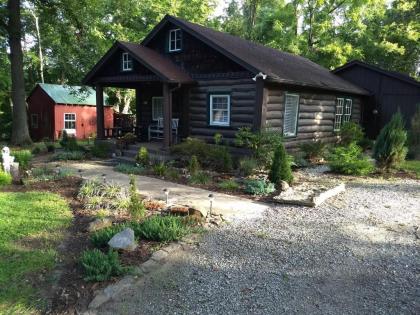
[
  {"left": 30, "top": 9, "right": 44, "bottom": 83},
  {"left": 8, "top": 0, "right": 32, "bottom": 145}
]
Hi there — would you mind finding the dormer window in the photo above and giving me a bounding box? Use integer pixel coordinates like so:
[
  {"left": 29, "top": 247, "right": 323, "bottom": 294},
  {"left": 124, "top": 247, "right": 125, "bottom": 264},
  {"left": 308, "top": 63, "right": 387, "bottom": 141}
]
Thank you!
[
  {"left": 122, "top": 52, "right": 133, "bottom": 71},
  {"left": 169, "top": 29, "right": 182, "bottom": 52}
]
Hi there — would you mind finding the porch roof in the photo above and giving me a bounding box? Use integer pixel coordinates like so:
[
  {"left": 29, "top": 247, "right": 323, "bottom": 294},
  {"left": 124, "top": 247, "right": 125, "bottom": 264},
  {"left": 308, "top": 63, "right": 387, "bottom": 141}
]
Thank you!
[{"left": 82, "top": 41, "right": 193, "bottom": 86}]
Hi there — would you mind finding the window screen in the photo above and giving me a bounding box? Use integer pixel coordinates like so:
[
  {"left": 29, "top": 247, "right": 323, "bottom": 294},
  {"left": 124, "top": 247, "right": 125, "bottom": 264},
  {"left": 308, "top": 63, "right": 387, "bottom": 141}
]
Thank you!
[{"left": 283, "top": 93, "right": 299, "bottom": 137}]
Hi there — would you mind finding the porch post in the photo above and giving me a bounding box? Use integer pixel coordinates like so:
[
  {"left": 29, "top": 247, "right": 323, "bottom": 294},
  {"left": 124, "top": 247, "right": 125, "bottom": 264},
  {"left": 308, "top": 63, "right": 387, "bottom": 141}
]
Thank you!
[
  {"left": 135, "top": 87, "right": 142, "bottom": 139},
  {"left": 96, "top": 84, "right": 105, "bottom": 139},
  {"left": 163, "top": 82, "right": 172, "bottom": 148}
]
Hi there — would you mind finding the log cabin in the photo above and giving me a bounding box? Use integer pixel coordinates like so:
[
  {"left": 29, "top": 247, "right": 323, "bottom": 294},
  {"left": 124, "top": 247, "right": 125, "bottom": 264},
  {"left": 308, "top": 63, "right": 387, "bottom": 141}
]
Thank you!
[{"left": 83, "top": 15, "right": 368, "bottom": 150}]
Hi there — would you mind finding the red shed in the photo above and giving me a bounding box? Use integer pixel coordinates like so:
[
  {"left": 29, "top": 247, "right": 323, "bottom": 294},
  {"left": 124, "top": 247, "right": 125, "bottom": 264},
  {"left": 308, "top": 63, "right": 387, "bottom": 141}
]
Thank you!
[{"left": 27, "top": 83, "right": 114, "bottom": 141}]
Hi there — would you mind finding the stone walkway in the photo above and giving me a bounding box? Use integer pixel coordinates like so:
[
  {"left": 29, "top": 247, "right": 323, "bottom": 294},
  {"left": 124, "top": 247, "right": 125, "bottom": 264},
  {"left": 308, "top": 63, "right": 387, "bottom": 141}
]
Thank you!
[{"left": 61, "top": 161, "right": 269, "bottom": 221}]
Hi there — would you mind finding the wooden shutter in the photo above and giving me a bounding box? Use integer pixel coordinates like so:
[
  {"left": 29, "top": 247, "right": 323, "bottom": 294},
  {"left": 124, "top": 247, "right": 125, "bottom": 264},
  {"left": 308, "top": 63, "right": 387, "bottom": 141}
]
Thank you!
[{"left": 283, "top": 93, "right": 299, "bottom": 137}]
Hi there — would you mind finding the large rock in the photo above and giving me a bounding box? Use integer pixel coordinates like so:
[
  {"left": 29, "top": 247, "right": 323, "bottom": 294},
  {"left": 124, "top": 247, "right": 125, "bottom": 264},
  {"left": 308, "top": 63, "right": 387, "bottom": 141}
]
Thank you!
[
  {"left": 87, "top": 218, "right": 112, "bottom": 232},
  {"left": 108, "top": 228, "right": 136, "bottom": 251}
]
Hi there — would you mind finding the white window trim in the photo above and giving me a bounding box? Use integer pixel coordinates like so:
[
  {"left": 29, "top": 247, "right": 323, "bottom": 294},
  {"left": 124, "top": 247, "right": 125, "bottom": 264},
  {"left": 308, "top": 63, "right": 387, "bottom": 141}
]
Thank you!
[
  {"left": 283, "top": 93, "right": 300, "bottom": 137},
  {"left": 122, "top": 52, "right": 133, "bottom": 71},
  {"left": 31, "top": 114, "right": 39, "bottom": 129},
  {"left": 168, "top": 29, "right": 182, "bottom": 52},
  {"left": 334, "top": 98, "right": 352, "bottom": 131},
  {"left": 152, "top": 97, "right": 164, "bottom": 121},
  {"left": 344, "top": 99, "right": 352, "bottom": 123},
  {"left": 209, "top": 94, "right": 230, "bottom": 127},
  {"left": 64, "top": 113, "right": 76, "bottom": 136}
]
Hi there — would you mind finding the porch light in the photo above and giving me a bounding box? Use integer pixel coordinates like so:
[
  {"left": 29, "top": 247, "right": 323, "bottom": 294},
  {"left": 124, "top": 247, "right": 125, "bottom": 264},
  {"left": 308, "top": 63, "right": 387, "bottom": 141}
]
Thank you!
[
  {"left": 163, "top": 188, "right": 169, "bottom": 205},
  {"left": 208, "top": 194, "right": 214, "bottom": 217}
]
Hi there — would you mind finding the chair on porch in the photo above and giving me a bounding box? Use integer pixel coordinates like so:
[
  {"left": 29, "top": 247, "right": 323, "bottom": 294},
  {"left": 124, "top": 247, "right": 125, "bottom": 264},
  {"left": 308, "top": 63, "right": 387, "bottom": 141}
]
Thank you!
[{"left": 148, "top": 118, "right": 179, "bottom": 142}]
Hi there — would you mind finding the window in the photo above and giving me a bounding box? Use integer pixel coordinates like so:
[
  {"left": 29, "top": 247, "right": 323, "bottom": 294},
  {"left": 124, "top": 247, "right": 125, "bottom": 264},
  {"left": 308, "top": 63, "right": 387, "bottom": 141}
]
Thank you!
[
  {"left": 283, "top": 93, "right": 299, "bottom": 137},
  {"left": 169, "top": 29, "right": 182, "bottom": 52},
  {"left": 31, "top": 114, "right": 38, "bottom": 129},
  {"left": 334, "top": 98, "right": 352, "bottom": 130},
  {"left": 152, "top": 97, "right": 164, "bottom": 121},
  {"left": 64, "top": 113, "right": 76, "bottom": 131},
  {"left": 122, "top": 52, "right": 133, "bottom": 71},
  {"left": 209, "top": 94, "right": 230, "bottom": 126}
]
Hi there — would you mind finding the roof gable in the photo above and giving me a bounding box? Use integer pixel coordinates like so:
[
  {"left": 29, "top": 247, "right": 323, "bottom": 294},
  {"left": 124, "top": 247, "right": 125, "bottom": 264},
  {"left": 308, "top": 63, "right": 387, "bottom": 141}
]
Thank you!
[{"left": 142, "top": 15, "right": 368, "bottom": 95}]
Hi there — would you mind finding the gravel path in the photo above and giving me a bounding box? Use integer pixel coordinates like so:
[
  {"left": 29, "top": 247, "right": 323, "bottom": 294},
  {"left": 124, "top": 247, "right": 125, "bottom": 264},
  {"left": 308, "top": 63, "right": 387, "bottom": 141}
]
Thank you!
[{"left": 97, "top": 178, "right": 420, "bottom": 315}]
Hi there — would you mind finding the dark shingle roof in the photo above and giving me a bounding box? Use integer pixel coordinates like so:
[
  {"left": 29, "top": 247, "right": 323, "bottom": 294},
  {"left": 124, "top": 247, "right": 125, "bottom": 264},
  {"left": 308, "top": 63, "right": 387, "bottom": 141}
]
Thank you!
[{"left": 143, "top": 15, "right": 368, "bottom": 95}]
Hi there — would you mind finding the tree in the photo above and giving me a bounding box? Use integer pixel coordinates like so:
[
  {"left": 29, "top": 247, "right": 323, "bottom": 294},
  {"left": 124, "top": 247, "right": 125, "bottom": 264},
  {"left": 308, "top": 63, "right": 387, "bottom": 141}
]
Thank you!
[
  {"left": 269, "top": 142, "right": 293, "bottom": 186},
  {"left": 6, "top": 0, "right": 32, "bottom": 145}
]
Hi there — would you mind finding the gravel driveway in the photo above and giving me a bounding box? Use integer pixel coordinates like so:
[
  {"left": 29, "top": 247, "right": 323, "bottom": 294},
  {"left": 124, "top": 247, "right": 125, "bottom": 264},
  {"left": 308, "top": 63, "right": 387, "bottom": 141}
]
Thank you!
[{"left": 96, "top": 178, "right": 420, "bottom": 315}]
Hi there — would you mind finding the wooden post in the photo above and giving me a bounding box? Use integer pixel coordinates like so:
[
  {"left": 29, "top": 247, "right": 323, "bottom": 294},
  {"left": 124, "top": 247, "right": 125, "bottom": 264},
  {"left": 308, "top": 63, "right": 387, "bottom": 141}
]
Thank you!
[
  {"left": 96, "top": 84, "right": 105, "bottom": 139},
  {"left": 163, "top": 82, "right": 172, "bottom": 148},
  {"left": 135, "top": 87, "right": 142, "bottom": 139},
  {"left": 253, "top": 76, "right": 267, "bottom": 131}
]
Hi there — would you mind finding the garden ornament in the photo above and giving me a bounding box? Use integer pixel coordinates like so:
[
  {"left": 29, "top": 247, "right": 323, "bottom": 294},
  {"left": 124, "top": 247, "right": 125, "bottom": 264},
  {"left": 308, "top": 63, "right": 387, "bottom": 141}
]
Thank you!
[{"left": 1, "top": 146, "right": 14, "bottom": 174}]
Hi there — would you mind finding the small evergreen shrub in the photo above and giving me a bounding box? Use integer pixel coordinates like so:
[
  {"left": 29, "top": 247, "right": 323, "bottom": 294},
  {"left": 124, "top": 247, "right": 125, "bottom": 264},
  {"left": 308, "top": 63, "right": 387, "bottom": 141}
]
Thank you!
[
  {"left": 373, "top": 112, "right": 408, "bottom": 169},
  {"left": 238, "top": 157, "right": 258, "bottom": 176},
  {"left": 0, "top": 170, "right": 12, "bottom": 186},
  {"left": 338, "top": 122, "right": 364, "bottom": 146},
  {"left": 60, "top": 130, "right": 80, "bottom": 151},
  {"left": 11, "top": 150, "right": 32, "bottom": 169},
  {"left": 91, "top": 143, "right": 110, "bottom": 158},
  {"left": 136, "top": 215, "right": 191, "bottom": 242},
  {"left": 189, "top": 171, "right": 211, "bottom": 185},
  {"left": 114, "top": 163, "right": 145, "bottom": 175},
  {"left": 80, "top": 249, "right": 126, "bottom": 282},
  {"left": 407, "top": 105, "right": 420, "bottom": 159},
  {"left": 164, "top": 167, "right": 181, "bottom": 181},
  {"left": 188, "top": 155, "right": 200, "bottom": 175},
  {"left": 214, "top": 133, "right": 223, "bottom": 145},
  {"left": 244, "top": 179, "right": 275, "bottom": 196},
  {"left": 299, "top": 140, "right": 327, "bottom": 163},
  {"left": 153, "top": 162, "right": 167, "bottom": 177},
  {"left": 218, "top": 179, "right": 239, "bottom": 191},
  {"left": 128, "top": 175, "right": 146, "bottom": 220},
  {"left": 328, "top": 143, "right": 374, "bottom": 175},
  {"left": 52, "top": 151, "right": 85, "bottom": 161},
  {"left": 90, "top": 224, "right": 126, "bottom": 247},
  {"left": 31, "top": 142, "right": 47, "bottom": 154},
  {"left": 269, "top": 143, "right": 293, "bottom": 186},
  {"left": 135, "top": 147, "right": 149, "bottom": 165},
  {"left": 122, "top": 132, "right": 136, "bottom": 144}
]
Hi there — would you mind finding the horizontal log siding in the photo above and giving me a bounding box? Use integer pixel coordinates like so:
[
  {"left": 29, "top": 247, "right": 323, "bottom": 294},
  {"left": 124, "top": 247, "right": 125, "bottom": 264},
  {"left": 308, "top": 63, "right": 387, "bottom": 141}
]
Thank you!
[
  {"left": 264, "top": 87, "right": 362, "bottom": 149},
  {"left": 188, "top": 79, "right": 256, "bottom": 142}
]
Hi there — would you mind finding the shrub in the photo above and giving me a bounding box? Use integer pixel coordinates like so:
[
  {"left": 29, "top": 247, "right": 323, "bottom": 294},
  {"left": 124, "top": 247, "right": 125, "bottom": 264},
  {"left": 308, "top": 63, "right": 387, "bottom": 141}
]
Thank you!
[
  {"left": 31, "top": 142, "right": 47, "bottom": 154},
  {"left": 238, "top": 157, "right": 258, "bottom": 176},
  {"left": 45, "top": 140, "right": 56, "bottom": 152},
  {"left": 373, "top": 112, "right": 408, "bottom": 169},
  {"left": 244, "top": 179, "right": 275, "bottom": 196},
  {"left": 78, "top": 179, "right": 104, "bottom": 200},
  {"left": 358, "top": 137, "right": 374, "bottom": 151},
  {"left": 128, "top": 175, "right": 146, "bottom": 220},
  {"left": 135, "top": 147, "right": 149, "bottom": 166},
  {"left": 164, "top": 167, "right": 181, "bottom": 181},
  {"left": 328, "top": 143, "right": 374, "bottom": 175},
  {"left": 407, "top": 105, "right": 420, "bottom": 159},
  {"left": 122, "top": 132, "right": 136, "bottom": 144},
  {"left": 91, "top": 143, "right": 110, "bottom": 158},
  {"left": 11, "top": 150, "right": 32, "bottom": 169},
  {"left": 136, "top": 215, "right": 191, "bottom": 242},
  {"left": 214, "top": 132, "right": 223, "bottom": 145},
  {"left": 338, "top": 121, "right": 364, "bottom": 146},
  {"left": 60, "top": 130, "right": 80, "bottom": 151},
  {"left": 80, "top": 249, "right": 126, "bottom": 282},
  {"left": 218, "top": 179, "right": 239, "bottom": 191},
  {"left": 0, "top": 170, "right": 12, "bottom": 186},
  {"left": 234, "top": 127, "right": 282, "bottom": 169},
  {"left": 188, "top": 155, "right": 200, "bottom": 175},
  {"left": 299, "top": 140, "right": 327, "bottom": 163},
  {"left": 52, "top": 151, "right": 85, "bottom": 161},
  {"left": 90, "top": 224, "right": 126, "bottom": 247},
  {"left": 29, "top": 166, "right": 73, "bottom": 182},
  {"left": 114, "top": 163, "right": 145, "bottom": 175},
  {"left": 269, "top": 143, "right": 293, "bottom": 186},
  {"left": 189, "top": 171, "right": 211, "bottom": 185},
  {"left": 153, "top": 162, "right": 167, "bottom": 177}
]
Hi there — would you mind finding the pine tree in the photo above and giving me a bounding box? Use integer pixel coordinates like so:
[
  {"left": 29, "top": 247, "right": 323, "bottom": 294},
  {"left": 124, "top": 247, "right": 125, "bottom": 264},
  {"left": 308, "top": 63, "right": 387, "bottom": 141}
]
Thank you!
[{"left": 269, "top": 142, "right": 293, "bottom": 186}]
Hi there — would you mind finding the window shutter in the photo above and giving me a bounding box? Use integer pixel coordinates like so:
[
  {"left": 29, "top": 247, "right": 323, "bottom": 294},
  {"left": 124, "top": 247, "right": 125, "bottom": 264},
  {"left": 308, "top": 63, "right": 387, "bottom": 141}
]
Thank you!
[{"left": 283, "top": 94, "right": 299, "bottom": 137}]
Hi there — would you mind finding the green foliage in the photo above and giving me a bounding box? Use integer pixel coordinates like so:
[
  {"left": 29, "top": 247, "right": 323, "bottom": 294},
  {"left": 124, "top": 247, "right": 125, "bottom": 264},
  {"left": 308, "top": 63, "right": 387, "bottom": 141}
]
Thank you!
[
  {"left": 269, "top": 143, "right": 293, "bottom": 186},
  {"left": 78, "top": 179, "right": 104, "bottom": 200},
  {"left": 328, "top": 143, "right": 375, "bottom": 175},
  {"left": 188, "top": 155, "right": 200, "bottom": 175},
  {"left": 90, "top": 224, "right": 126, "bottom": 248},
  {"left": 299, "top": 140, "right": 327, "bottom": 163},
  {"left": 238, "top": 157, "right": 258, "bottom": 176},
  {"left": 122, "top": 132, "right": 137, "bottom": 143},
  {"left": 80, "top": 249, "right": 126, "bottom": 282},
  {"left": 401, "top": 160, "right": 420, "bottom": 178},
  {"left": 27, "top": 166, "right": 73, "bottom": 183},
  {"left": 218, "top": 179, "right": 239, "bottom": 191},
  {"left": 234, "top": 127, "right": 282, "bottom": 169},
  {"left": 244, "top": 179, "right": 275, "bottom": 196},
  {"left": 164, "top": 167, "right": 181, "bottom": 181},
  {"left": 114, "top": 163, "right": 145, "bottom": 175},
  {"left": 135, "top": 147, "right": 149, "bottom": 165},
  {"left": 31, "top": 142, "right": 48, "bottom": 155},
  {"left": 0, "top": 170, "right": 12, "bottom": 186},
  {"left": 128, "top": 175, "right": 145, "bottom": 220},
  {"left": 153, "top": 162, "right": 168, "bottom": 177},
  {"left": 91, "top": 143, "right": 110, "bottom": 158},
  {"left": 52, "top": 151, "right": 86, "bottom": 161},
  {"left": 373, "top": 112, "right": 408, "bottom": 169},
  {"left": 338, "top": 122, "right": 364, "bottom": 146},
  {"left": 11, "top": 150, "right": 33, "bottom": 169},
  {"left": 189, "top": 171, "right": 211, "bottom": 185},
  {"left": 59, "top": 131, "right": 80, "bottom": 151},
  {"left": 407, "top": 105, "right": 420, "bottom": 159},
  {"left": 136, "top": 215, "right": 192, "bottom": 242},
  {"left": 214, "top": 132, "right": 223, "bottom": 145}
]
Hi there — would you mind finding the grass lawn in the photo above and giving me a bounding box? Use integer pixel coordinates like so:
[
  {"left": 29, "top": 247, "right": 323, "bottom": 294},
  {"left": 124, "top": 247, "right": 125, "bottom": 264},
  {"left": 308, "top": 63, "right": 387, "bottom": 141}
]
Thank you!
[
  {"left": 401, "top": 160, "right": 420, "bottom": 178},
  {"left": 0, "top": 191, "right": 72, "bottom": 314}
]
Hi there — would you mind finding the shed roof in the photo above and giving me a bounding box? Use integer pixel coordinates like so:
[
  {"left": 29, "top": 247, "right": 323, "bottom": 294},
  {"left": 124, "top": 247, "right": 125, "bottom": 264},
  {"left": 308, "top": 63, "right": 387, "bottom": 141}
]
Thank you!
[
  {"left": 32, "top": 83, "right": 109, "bottom": 106},
  {"left": 142, "top": 15, "right": 369, "bottom": 95}
]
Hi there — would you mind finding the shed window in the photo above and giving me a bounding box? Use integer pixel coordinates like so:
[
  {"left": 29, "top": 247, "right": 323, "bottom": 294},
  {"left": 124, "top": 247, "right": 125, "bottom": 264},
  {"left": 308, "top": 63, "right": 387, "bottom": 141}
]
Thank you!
[
  {"left": 334, "top": 98, "right": 352, "bottom": 130},
  {"left": 169, "top": 29, "right": 182, "bottom": 52},
  {"left": 209, "top": 94, "right": 230, "bottom": 126},
  {"left": 122, "top": 52, "right": 133, "bottom": 71},
  {"left": 283, "top": 93, "right": 300, "bottom": 137},
  {"left": 31, "top": 114, "right": 39, "bottom": 129},
  {"left": 152, "top": 97, "right": 164, "bottom": 121},
  {"left": 64, "top": 113, "right": 76, "bottom": 131}
]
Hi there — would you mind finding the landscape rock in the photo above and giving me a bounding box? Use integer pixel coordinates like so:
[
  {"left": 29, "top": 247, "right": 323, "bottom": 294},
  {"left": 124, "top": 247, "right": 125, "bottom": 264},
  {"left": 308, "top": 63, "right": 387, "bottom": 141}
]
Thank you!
[
  {"left": 87, "top": 218, "right": 112, "bottom": 232},
  {"left": 108, "top": 228, "right": 136, "bottom": 251},
  {"left": 280, "top": 180, "right": 289, "bottom": 191}
]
